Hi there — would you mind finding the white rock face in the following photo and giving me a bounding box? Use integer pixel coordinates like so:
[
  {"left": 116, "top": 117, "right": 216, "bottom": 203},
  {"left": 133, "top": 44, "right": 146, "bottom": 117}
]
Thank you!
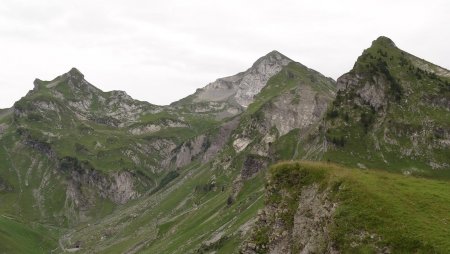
[
  {"left": 130, "top": 124, "right": 162, "bottom": 135},
  {"left": 337, "top": 73, "right": 387, "bottom": 111},
  {"left": 291, "top": 184, "right": 338, "bottom": 253},
  {"left": 235, "top": 52, "right": 292, "bottom": 107},
  {"left": 265, "top": 84, "right": 334, "bottom": 136},
  {"left": 109, "top": 171, "right": 138, "bottom": 204},
  {"left": 194, "top": 51, "right": 292, "bottom": 107},
  {"left": 129, "top": 120, "right": 188, "bottom": 135}
]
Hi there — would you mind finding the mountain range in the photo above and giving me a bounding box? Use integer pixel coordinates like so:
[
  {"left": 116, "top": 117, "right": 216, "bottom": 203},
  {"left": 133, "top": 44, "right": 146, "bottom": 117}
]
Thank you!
[{"left": 0, "top": 36, "right": 449, "bottom": 253}]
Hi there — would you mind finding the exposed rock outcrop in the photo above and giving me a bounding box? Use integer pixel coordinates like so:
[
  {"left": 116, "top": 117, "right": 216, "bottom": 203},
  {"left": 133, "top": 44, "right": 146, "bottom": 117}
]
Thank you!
[
  {"left": 202, "top": 117, "right": 240, "bottom": 163},
  {"left": 336, "top": 73, "right": 388, "bottom": 111},
  {"left": 242, "top": 184, "right": 338, "bottom": 254},
  {"left": 291, "top": 185, "right": 337, "bottom": 253},
  {"left": 265, "top": 84, "right": 334, "bottom": 136},
  {"left": 129, "top": 119, "right": 189, "bottom": 135},
  {"left": 174, "top": 135, "right": 208, "bottom": 168},
  {"left": 66, "top": 166, "right": 137, "bottom": 206}
]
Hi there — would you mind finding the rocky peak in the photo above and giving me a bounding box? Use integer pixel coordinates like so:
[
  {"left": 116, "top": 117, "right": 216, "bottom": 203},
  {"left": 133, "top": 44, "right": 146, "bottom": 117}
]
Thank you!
[
  {"left": 17, "top": 68, "right": 155, "bottom": 128},
  {"left": 251, "top": 50, "right": 292, "bottom": 69},
  {"left": 235, "top": 50, "right": 292, "bottom": 107},
  {"left": 187, "top": 50, "right": 293, "bottom": 109},
  {"left": 32, "top": 67, "right": 92, "bottom": 93},
  {"left": 60, "top": 67, "right": 94, "bottom": 92}
]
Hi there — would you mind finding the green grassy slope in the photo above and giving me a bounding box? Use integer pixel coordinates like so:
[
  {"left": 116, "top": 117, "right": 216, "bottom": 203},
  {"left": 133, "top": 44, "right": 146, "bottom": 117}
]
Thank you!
[
  {"left": 0, "top": 215, "right": 59, "bottom": 254},
  {"left": 56, "top": 160, "right": 264, "bottom": 253},
  {"left": 56, "top": 60, "right": 336, "bottom": 253},
  {"left": 1, "top": 38, "right": 449, "bottom": 253},
  {"left": 0, "top": 68, "right": 226, "bottom": 250},
  {"left": 13, "top": 73, "right": 221, "bottom": 174}
]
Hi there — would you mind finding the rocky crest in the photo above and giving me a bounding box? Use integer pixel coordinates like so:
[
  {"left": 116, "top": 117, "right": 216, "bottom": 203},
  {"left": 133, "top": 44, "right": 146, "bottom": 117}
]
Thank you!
[
  {"left": 28, "top": 68, "right": 158, "bottom": 128},
  {"left": 195, "top": 51, "right": 292, "bottom": 107}
]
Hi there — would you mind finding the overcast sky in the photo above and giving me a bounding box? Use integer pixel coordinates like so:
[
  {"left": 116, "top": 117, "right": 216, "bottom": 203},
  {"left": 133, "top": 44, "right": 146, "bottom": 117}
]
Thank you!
[{"left": 0, "top": 0, "right": 449, "bottom": 108}]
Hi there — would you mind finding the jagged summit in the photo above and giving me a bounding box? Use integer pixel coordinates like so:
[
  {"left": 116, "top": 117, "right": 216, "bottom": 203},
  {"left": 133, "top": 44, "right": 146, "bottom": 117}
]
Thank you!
[
  {"left": 33, "top": 71, "right": 102, "bottom": 105},
  {"left": 15, "top": 67, "right": 157, "bottom": 129},
  {"left": 28, "top": 68, "right": 151, "bottom": 109},
  {"left": 32, "top": 67, "right": 87, "bottom": 90},
  {"left": 56, "top": 67, "right": 85, "bottom": 84}
]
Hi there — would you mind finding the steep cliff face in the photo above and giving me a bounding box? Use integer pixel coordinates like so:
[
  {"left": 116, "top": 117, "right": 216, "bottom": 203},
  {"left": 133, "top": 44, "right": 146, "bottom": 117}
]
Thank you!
[
  {"left": 243, "top": 183, "right": 337, "bottom": 254},
  {"left": 230, "top": 61, "right": 335, "bottom": 168},
  {"left": 264, "top": 83, "right": 334, "bottom": 136}
]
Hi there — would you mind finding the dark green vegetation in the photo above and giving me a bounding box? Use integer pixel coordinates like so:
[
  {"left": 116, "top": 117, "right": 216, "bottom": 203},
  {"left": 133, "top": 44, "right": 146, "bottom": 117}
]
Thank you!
[
  {"left": 249, "top": 161, "right": 450, "bottom": 253},
  {"left": 0, "top": 36, "right": 449, "bottom": 253}
]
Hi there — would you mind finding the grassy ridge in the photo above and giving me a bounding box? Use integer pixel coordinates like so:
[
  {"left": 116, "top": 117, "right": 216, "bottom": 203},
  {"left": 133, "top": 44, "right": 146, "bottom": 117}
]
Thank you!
[{"left": 266, "top": 161, "right": 450, "bottom": 252}]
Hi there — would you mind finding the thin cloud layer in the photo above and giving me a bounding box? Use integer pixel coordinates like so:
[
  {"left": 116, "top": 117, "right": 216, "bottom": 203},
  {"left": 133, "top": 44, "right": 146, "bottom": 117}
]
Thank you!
[{"left": 0, "top": 0, "right": 449, "bottom": 108}]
